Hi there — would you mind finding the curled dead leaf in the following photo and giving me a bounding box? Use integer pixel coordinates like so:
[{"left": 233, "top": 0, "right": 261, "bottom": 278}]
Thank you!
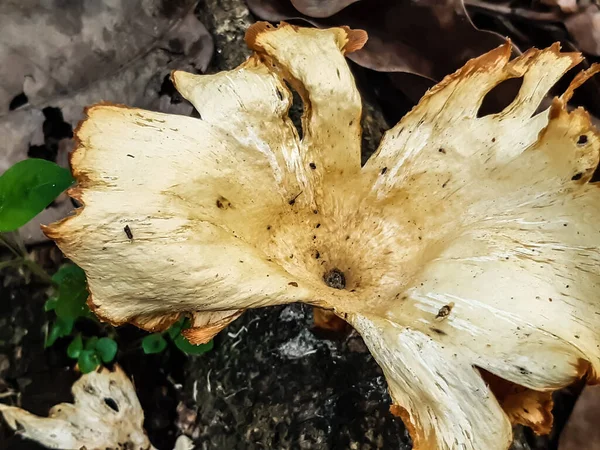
[
  {"left": 540, "top": 0, "right": 579, "bottom": 14},
  {"left": 565, "top": 5, "right": 600, "bottom": 57},
  {"left": 559, "top": 385, "right": 600, "bottom": 450},
  {"left": 246, "top": 0, "right": 510, "bottom": 80}
]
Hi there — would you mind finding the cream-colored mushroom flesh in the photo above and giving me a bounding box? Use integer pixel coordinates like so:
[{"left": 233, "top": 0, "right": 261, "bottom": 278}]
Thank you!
[
  {"left": 44, "top": 22, "right": 600, "bottom": 450},
  {"left": 0, "top": 366, "right": 152, "bottom": 450}
]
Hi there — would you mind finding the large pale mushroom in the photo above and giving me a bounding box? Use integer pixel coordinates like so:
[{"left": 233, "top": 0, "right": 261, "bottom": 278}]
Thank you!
[{"left": 43, "top": 22, "right": 600, "bottom": 450}]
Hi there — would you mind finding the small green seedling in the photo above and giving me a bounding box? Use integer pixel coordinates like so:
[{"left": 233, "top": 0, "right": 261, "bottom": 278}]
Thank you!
[
  {"left": 142, "top": 317, "right": 214, "bottom": 355},
  {"left": 0, "top": 157, "right": 213, "bottom": 373}
]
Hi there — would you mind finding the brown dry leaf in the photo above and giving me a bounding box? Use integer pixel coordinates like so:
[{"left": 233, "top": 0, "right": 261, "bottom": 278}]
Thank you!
[
  {"left": 558, "top": 385, "right": 600, "bottom": 450},
  {"left": 540, "top": 0, "right": 579, "bottom": 14},
  {"left": 44, "top": 22, "right": 600, "bottom": 449},
  {"left": 290, "top": 0, "right": 360, "bottom": 18},
  {"left": 246, "top": 0, "right": 510, "bottom": 81},
  {"left": 565, "top": 4, "right": 600, "bottom": 56},
  {"left": 0, "top": 0, "right": 213, "bottom": 244}
]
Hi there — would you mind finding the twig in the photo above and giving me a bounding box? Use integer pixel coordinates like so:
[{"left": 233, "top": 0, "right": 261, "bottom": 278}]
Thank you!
[
  {"left": 0, "top": 259, "right": 23, "bottom": 270},
  {"left": 22, "top": 258, "right": 54, "bottom": 285},
  {"left": 0, "top": 233, "right": 55, "bottom": 285},
  {"left": 0, "top": 233, "right": 23, "bottom": 258},
  {"left": 0, "top": 390, "right": 17, "bottom": 399},
  {"left": 464, "top": 0, "right": 564, "bottom": 22}
]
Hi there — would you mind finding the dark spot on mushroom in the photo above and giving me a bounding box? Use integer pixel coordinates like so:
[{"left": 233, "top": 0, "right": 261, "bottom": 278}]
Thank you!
[
  {"left": 336, "top": 68, "right": 340, "bottom": 78},
  {"left": 577, "top": 135, "right": 588, "bottom": 145},
  {"left": 571, "top": 172, "right": 583, "bottom": 181},
  {"left": 491, "top": 138, "right": 496, "bottom": 143},
  {"left": 104, "top": 397, "right": 119, "bottom": 412},
  {"left": 124, "top": 225, "right": 133, "bottom": 240},
  {"left": 288, "top": 282, "right": 298, "bottom": 287},
  {"left": 517, "top": 366, "right": 530, "bottom": 375},
  {"left": 276, "top": 89, "right": 283, "bottom": 101},
  {"left": 289, "top": 191, "right": 302, "bottom": 205},
  {"left": 438, "top": 148, "right": 446, "bottom": 154},
  {"left": 349, "top": 120, "right": 354, "bottom": 126},
  {"left": 309, "top": 162, "right": 317, "bottom": 170},
  {"left": 216, "top": 196, "right": 232, "bottom": 209},
  {"left": 313, "top": 235, "right": 317, "bottom": 240},
  {"left": 435, "top": 303, "right": 453, "bottom": 319},
  {"left": 381, "top": 167, "right": 388, "bottom": 175},
  {"left": 316, "top": 223, "right": 321, "bottom": 229},
  {"left": 266, "top": 225, "right": 271, "bottom": 230},
  {"left": 430, "top": 327, "right": 447, "bottom": 336},
  {"left": 323, "top": 268, "right": 346, "bottom": 289},
  {"left": 315, "top": 251, "right": 320, "bottom": 259},
  {"left": 313, "top": 209, "right": 318, "bottom": 214},
  {"left": 126, "top": 154, "right": 135, "bottom": 158}
]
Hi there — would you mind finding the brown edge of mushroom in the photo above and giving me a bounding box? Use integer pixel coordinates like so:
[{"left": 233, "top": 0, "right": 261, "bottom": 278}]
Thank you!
[
  {"left": 39, "top": 21, "right": 600, "bottom": 448},
  {"left": 41, "top": 22, "right": 369, "bottom": 336}
]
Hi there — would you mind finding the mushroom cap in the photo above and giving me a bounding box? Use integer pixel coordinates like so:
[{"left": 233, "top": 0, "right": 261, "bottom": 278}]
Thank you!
[{"left": 44, "top": 23, "right": 600, "bottom": 450}]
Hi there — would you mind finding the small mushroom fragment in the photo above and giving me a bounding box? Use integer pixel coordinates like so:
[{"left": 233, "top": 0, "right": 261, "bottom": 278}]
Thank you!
[
  {"left": 0, "top": 366, "right": 153, "bottom": 450},
  {"left": 44, "top": 22, "right": 600, "bottom": 450}
]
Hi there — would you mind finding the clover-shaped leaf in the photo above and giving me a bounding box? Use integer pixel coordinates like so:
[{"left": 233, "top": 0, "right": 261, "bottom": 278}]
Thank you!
[
  {"left": 141, "top": 333, "right": 168, "bottom": 354},
  {"left": 52, "top": 264, "right": 89, "bottom": 320}
]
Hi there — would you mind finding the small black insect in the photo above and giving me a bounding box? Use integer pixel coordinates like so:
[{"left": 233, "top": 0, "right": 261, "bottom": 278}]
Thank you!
[{"left": 124, "top": 225, "right": 133, "bottom": 240}]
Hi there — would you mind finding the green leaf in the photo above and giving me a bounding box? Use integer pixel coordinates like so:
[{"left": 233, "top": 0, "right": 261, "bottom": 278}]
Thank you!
[
  {"left": 67, "top": 335, "right": 83, "bottom": 359},
  {"left": 45, "top": 316, "right": 75, "bottom": 348},
  {"left": 0, "top": 159, "right": 74, "bottom": 232},
  {"left": 52, "top": 265, "right": 89, "bottom": 320},
  {"left": 166, "top": 318, "right": 184, "bottom": 339},
  {"left": 45, "top": 322, "right": 63, "bottom": 348},
  {"left": 44, "top": 297, "right": 58, "bottom": 312},
  {"left": 174, "top": 334, "right": 214, "bottom": 355},
  {"left": 78, "top": 350, "right": 100, "bottom": 374},
  {"left": 95, "top": 337, "right": 117, "bottom": 363},
  {"left": 142, "top": 333, "right": 167, "bottom": 354},
  {"left": 84, "top": 336, "right": 99, "bottom": 351}
]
